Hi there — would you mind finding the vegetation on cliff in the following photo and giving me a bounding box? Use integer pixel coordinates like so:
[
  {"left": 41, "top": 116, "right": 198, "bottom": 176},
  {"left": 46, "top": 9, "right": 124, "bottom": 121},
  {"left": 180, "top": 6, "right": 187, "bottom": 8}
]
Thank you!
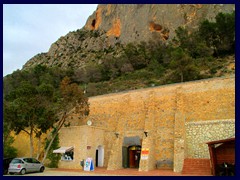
[{"left": 72, "top": 11, "right": 235, "bottom": 96}]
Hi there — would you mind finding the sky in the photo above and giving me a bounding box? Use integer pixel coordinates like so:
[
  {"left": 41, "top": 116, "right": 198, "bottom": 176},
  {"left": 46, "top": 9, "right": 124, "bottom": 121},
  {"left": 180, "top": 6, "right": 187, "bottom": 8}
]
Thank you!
[{"left": 3, "top": 4, "right": 98, "bottom": 77}]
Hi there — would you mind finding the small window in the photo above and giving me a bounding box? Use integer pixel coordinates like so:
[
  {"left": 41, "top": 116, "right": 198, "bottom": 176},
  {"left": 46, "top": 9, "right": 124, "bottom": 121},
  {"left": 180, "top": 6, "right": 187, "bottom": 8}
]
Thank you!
[{"left": 61, "top": 150, "right": 74, "bottom": 161}]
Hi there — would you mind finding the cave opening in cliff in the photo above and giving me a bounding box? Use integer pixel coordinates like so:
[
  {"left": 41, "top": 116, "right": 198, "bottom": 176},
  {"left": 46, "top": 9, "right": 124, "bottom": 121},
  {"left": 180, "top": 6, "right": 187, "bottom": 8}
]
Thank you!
[
  {"left": 91, "top": 19, "right": 96, "bottom": 29},
  {"left": 149, "top": 22, "right": 162, "bottom": 32}
]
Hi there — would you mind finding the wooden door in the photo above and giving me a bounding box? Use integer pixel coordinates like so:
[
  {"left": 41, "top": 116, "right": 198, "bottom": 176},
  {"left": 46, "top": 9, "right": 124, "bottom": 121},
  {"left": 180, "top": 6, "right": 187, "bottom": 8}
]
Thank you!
[{"left": 129, "top": 150, "right": 135, "bottom": 168}]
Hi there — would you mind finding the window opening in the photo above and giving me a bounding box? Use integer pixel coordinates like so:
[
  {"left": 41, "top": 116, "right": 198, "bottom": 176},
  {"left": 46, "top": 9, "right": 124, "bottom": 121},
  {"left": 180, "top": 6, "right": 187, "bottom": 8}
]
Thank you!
[{"left": 61, "top": 150, "right": 74, "bottom": 161}]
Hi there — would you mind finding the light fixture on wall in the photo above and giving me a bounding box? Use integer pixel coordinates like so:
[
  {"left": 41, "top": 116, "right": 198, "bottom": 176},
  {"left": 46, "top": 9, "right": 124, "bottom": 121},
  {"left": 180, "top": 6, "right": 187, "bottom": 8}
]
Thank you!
[
  {"left": 115, "top": 132, "right": 119, "bottom": 138},
  {"left": 144, "top": 131, "right": 148, "bottom": 137}
]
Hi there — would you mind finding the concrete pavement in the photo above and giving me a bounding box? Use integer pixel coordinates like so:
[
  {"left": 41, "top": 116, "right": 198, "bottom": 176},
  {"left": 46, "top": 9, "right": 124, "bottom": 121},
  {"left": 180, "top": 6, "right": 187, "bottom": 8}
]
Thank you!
[{"left": 4, "top": 167, "right": 211, "bottom": 176}]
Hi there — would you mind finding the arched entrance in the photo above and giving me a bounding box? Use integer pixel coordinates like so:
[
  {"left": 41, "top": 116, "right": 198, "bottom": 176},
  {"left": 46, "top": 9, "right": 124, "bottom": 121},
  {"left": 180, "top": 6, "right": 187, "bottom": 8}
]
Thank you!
[
  {"left": 122, "top": 136, "right": 142, "bottom": 168},
  {"left": 95, "top": 145, "right": 104, "bottom": 167}
]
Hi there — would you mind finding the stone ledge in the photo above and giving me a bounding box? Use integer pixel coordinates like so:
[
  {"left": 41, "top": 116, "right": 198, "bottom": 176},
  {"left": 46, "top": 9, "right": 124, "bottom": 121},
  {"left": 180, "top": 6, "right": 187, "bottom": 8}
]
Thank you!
[{"left": 185, "top": 119, "right": 235, "bottom": 126}]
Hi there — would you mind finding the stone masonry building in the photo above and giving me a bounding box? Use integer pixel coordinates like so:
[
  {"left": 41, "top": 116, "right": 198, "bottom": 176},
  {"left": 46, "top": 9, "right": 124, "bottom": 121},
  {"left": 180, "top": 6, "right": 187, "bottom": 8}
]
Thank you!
[{"left": 55, "top": 76, "right": 235, "bottom": 172}]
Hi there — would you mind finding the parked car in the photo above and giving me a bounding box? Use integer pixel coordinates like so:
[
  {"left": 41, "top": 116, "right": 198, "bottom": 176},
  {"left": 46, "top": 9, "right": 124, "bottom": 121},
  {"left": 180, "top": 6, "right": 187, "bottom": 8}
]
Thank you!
[
  {"left": 3, "top": 158, "right": 14, "bottom": 174},
  {"left": 8, "top": 157, "right": 45, "bottom": 175}
]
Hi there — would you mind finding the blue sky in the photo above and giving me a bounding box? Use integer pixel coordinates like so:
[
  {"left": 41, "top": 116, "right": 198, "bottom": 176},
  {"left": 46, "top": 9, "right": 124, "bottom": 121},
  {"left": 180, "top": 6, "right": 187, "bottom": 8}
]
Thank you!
[{"left": 3, "top": 4, "right": 98, "bottom": 76}]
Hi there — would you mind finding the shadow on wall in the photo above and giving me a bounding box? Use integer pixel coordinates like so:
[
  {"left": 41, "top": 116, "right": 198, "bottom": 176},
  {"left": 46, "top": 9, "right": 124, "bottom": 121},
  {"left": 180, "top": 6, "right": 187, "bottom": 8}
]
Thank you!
[{"left": 156, "top": 159, "right": 173, "bottom": 169}]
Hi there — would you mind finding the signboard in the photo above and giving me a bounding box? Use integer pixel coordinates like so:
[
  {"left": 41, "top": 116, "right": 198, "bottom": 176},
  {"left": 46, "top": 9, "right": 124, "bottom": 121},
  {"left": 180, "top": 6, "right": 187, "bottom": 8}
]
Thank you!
[
  {"left": 141, "top": 148, "right": 149, "bottom": 160},
  {"left": 84, "top": 158, "right": 94, "bottom": 171}
]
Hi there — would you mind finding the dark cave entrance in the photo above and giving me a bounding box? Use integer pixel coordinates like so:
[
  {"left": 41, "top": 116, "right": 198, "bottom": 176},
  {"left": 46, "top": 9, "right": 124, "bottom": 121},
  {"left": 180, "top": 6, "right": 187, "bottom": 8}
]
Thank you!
[{"left": 91, "top": 19, "right": 96, "bottom": 29}]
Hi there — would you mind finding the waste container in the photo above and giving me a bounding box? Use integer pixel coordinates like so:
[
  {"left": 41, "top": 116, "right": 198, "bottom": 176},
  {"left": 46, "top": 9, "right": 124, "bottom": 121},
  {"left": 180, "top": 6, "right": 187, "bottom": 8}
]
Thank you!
[{"left": 80, "top": 159, "right": 84, "bottom": 167}]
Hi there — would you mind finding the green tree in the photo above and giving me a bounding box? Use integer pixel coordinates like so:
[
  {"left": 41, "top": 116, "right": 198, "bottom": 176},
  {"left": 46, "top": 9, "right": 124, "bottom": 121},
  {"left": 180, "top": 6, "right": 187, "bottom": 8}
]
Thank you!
[
  {"left": 3, "top": 136, "right": 17, "bottom": 158},
  {"left": 199, "top": 11, "right": 235, "bottom": 56},
  {"left": 4, "top": 80, "right": 58, "bottom": 157},
  {"left": 124, "top": 42, "right": 149, "bottom": 70},
  {"left": 3, "top": 65, "right": 66, "bottom": 158},
  {"left": 4, "top": 67, "right": 89, "bottom": 161},
  {"left": 215, "top": 11, "right": 235, "bottom": 55},
  {"left": 173, "top": 26, "right": 213, "bottom": 59},
  {"left": 42, "top": 76, "right": 89, "bottom": 163},
  {"left": 169, "top": 48, "right": 200, "bottom": 82},
  {"left": 101, "top": 55, "right": 121, "bottom": 80},
  {"left": 3, "top": 101, "right": 18, "bottom": 158}
]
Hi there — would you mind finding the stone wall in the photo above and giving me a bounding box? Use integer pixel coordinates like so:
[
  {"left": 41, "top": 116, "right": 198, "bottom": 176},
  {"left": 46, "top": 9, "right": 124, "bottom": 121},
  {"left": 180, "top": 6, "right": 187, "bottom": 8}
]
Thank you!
[
  {"left": 185, "top": 119, "right": 235, "bottom": 159},
  {"left": 58, "top": 125, "right": 105, "bottom": 169},
  {"left": 58, "top": 76, "right": 235, "bottom": 171}
]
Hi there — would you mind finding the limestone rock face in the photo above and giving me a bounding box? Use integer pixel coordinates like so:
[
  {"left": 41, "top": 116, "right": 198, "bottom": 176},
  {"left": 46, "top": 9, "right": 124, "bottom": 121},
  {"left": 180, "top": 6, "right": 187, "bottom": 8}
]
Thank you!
[
  {"left": 84, "top": 4, "right": 235, "bottom": 44},
  {"left": 23, "top": 4, "right": 234, "bottom": 70}
]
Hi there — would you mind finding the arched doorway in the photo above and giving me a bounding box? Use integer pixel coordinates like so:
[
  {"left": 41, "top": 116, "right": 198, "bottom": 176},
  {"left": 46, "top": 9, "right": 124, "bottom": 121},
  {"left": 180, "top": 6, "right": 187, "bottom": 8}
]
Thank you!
[
  {"left": 95, "top": 145, "right": 104, "bottom": 167},
  {"left": 122, "top": 136, "right": 142, "bottom": 168}
]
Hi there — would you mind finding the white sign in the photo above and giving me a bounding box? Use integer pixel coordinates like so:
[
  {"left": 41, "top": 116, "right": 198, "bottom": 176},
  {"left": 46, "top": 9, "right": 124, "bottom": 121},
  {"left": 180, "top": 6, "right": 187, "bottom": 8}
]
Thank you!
[
  {"left": 84, "top": 158, "right": 94, "bottom": 171},
  {"left": 141, "top": 155, "right": 148, "bottom": 160}
]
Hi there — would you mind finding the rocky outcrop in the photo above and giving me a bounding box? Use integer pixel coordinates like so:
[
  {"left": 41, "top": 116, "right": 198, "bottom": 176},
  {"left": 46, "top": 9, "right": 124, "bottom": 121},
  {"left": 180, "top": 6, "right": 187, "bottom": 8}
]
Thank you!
[
  {"left": 84, "top": 4, "right": 234, "bottom": 44},
  {"left": 23, "top": 4, "right": 235, "bottom": 71}
]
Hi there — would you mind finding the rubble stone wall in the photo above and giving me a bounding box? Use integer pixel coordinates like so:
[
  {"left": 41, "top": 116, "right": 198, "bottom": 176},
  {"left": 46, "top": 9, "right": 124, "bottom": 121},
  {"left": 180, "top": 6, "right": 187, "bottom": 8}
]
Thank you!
[{"left": 185, "top": 119, "right": 235, "bottom": 159}]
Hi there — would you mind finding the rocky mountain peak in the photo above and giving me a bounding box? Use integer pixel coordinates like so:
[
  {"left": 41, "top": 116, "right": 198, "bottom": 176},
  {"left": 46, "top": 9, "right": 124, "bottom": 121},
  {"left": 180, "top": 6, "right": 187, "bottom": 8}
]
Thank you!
[{"left": 23, "top": 4, "right": 235, "bottom": 71}]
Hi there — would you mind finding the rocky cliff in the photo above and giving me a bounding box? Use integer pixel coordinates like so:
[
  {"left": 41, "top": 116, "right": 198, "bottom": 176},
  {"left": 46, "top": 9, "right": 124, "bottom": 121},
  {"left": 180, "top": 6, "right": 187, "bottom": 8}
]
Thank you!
[
  {"left": 84, "top": 4, "right": 234, "bottom": 44},
  {"left": 23, "top": 4, "right": 234, "bottom": 70}
]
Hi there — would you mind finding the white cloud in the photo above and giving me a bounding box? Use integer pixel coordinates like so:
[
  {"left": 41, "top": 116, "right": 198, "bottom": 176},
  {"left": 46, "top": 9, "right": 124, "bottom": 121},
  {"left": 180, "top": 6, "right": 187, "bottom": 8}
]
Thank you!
[{"left": 3, "top": 4, "right": 98, "bottom": 76}]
